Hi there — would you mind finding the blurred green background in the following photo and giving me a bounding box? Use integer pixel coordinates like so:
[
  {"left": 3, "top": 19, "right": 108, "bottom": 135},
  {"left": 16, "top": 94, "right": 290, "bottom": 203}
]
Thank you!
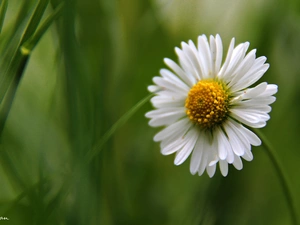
[{"left": 0, "top": 0, "right": 299, "bottom": 224}]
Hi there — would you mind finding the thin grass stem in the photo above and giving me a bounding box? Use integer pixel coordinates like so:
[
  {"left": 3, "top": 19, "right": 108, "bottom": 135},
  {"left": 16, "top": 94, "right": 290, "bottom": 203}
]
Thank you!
[
  {"left": 254, "top": 129, "right": 299, "bottom": 225},
  {"left": 21, "top": 2, "right": 64, "bottom": 54},
  {"left": 0, "top": 0, "right": 8, "bottom": 34},
  {"left": 87, "top": 93, "right": 153, "bottom": 161}
]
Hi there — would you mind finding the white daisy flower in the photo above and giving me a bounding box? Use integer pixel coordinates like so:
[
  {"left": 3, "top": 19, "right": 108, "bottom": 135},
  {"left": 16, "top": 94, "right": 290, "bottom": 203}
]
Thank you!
[{"left": 146, "top": 34, "right": 278, "bottom": 177}]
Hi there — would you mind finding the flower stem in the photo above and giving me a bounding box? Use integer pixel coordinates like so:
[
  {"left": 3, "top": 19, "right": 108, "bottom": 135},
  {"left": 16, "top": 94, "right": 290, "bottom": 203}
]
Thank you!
[
  {"left": 86, "top": 93, "right": 154, "bottom": 162},
  {"left": 254, "top": 129, "right": 299, "bottom": 225}
]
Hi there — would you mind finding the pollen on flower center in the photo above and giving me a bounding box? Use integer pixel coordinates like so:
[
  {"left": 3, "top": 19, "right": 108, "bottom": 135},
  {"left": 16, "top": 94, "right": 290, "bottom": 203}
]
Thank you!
[{"left": 185, "top": 79, "right": 230, "bottom": 129}]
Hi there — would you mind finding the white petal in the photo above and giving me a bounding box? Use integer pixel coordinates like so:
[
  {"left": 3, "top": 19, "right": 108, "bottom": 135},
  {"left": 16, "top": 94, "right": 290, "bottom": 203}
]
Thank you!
[
  {"left": 151, "top": 95, "right": 185, "bottom": 108},
  {"left": 209, "top": 35, "right": 217, "bottom": 76},
  {"left": 164, "top": 58, "right": 195, "bottom": 87},
  {"left": 231, "top": 108, "right": 270, "bottom": 121},
  {"left": 239, "top": 125, "right": 261, "bottom": 146},
  {"left": 218, "top": 38, "right": 235, "bottom": 78},
  {"left": 232, "top": 62, "right": 269, "bottom": 92},
  {"left": 223, "top": 122, "right": 245, "bottom": 156},
  {"left": 148, "top": 109, "right": 186, "bottom": 127},
  {"left": 146, "top": 107, "right": 182, "bottom": 117},
  {"left": 239, "top": 82, "right": 268, "bottom": 99},
  {"left": 214, "top": 34, "right": 223, "bottom": 74},
  {"left": 161, "top": 137, "right": 187, "bottom": 155},
  {"left": 197, "top": 133, "right": 211, "bottom": 176},
  {"left": 208, "top": 134, "right": 219, "bottom": 163},
  {"left": 223, "top": 42, "right": 250, "bottom": 81},
  {"left": 205, "top": 135, "right": 219, "bottom": 178},
  {"left": 226, "top": 143, "right": 235, "bottom": 164},
  {"left": 209, "top": 158, "right": 219, "bottom": 166},
  {"left": 260, "top": 84, "right": 278, "bottom": 97},
  {"left": 148, "top": 85, "right": 160, "bottom": 92},
  {"left": 242, "top": 149, "right": 253, "bottom": 161},
  {"left": 153, "top": 76, "right": 187, "bottom": 96},
  {"left": 181, "top": 42, "right": 202, "bottom": 80},
  {"left": 228, "top": 49, "right": 256, "bottom": 89},
  {"left": 232, "top": 104, "right": 271, "bottom": 113},
  {"left": 227, "top": 119, "right": 252, "bottom": 151},
  {"left": 174, "top": 128, "right": 198, "bottom": 165},
  {"left": 198, "top": 149, "right": 208, "bottom": 176},
  {"left": 160, "top": 69, "right": 190, "bottom": 92},
  {"left": 240, "top": 96, "right": 276, "bottom": 105},
  {"left": 215, "top": 127, "right": 229, "bottom": 160},
  {"left": 197, "top": 35, "right": 212, "bottom": 78},
  {"left": 230, "top": 109, "right": 266, "bottom": 128},
  {"left": 153, "top": 118, "right": 190, "bottom": 142},
  {"left": 188, "top": 40, "right": 205, "bottom": 80},
  {"left": 160, "top": 122, "right": 191, "bottom": 149},
  {"left": 219, "top": 160, "right": 229, "bottom": 176},
  {"left": 232, "top": 155, "right": 243, "bottom": 170},
  {"left": 190, "top": 133, "right": 205, "bottom": 174},
  {"left": 222, "top": 130, "right": 235, "bottom": 163},
  {"left": 206, "top": 164, "right": 216, "bottom": 178},
  {"left": 175, "top": 47, "right": 198, "bottom": 84}
]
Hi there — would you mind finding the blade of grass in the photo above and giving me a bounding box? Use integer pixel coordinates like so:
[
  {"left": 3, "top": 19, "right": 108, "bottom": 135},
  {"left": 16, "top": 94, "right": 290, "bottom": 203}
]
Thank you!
[
  {"left": 21, "top": 2, "right": 64, "bottom": 54},
  {"left": 0, "top": 0, "right": 8, "bottom": 34},
  {"left": 86, "top": 93, "right": 153, "bottom": 162},
  {"left": 10, "top": 0, "right": 35, "bottom": 37},
  {"left": 253, "top": 129, "right": 299, "bottom": 225},
  {"left": 0, "top": 19, "right": 29, "bottom": 103},
  {"left": 0, "top": 178, "right": 47, "bottom": 215},
  {"left": 0, "top": 0, "right": 59, "bottom": 137},
  {"left": 0, "top": 53, "right": 29, "bottom": 135},
  {"left": 0, "top": 4, "right": 65, "bottom": 219},
  {"left": 0, "top": 149, "right": 39, "bottom": 211},
  {"left": 0, "top": 0, "right": 49, "bottom": 103},
  {"left": 20, "top": 0, "right": 50, "bottom": 45}
]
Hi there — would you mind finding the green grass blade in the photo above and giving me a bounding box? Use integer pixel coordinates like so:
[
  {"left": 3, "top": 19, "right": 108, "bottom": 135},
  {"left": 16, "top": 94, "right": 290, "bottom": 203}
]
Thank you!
[
  {"left": 253, "top": 128, "right": 300, "bottom": 225},
  {"left": 0, "top": 178, "right": 47, "bottom": 215},
  {"left": 9, "top": 0, "right": 35, "bottom": 37},
  {"left": 0, "top": 0, "right": 48, "bottom": 100},
  {"left": 86, "top": 93, "right": 153, "bottom": 162},
  {"left": 0, "top": 0, "right": 8, "bottom": 34},
  {"left": 0, "top": 0, "right": 51, "bottom": 136},
  {"left": 20, "top": 0, "right": 50, "bottom": 45},
  {"left": 21, "top": 2, "right": 64, "bottom": 54},
  {"left": 0, "top": 54, "right": 29, "bottom": 135},
  {"left": 0, "top": 0, "right": 50, "bottom": 103},
  {"left": 0, "top": 43, "right": 23, "bottom": 103}
]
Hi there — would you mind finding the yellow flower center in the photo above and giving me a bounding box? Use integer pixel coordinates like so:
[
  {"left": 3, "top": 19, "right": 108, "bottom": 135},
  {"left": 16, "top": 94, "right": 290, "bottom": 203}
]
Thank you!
[{"left": 185, "top": 79, "right": 230, "bottom": 129}]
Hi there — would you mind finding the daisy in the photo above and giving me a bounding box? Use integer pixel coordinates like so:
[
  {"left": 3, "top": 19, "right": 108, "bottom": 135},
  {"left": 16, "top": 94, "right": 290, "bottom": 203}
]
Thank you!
[{"left": 145, "top": 34, "right": 278, "bottom": 177}]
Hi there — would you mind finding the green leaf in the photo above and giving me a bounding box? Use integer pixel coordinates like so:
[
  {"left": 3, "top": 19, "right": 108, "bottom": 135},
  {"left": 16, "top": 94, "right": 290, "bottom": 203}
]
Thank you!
[
  {"left": 21, "top": 2, "right": 64, "bottom": 55},
  {"left": 20, "top": 0, "right": 50, "bottom": 45},
  {"left": 0, "top": 0, "right": 51, "bottom": 136},
  {"left": 0, "top": 0, "right": 50, "bottom": 103},
  {"left": 86, "top": 93, "right": 154, "bottom": 162},
  {"left": 0, "top": 0, "right": 8, "bottom": 34},
  {"left": 0, "top": 54, "right": 29, "bottom": 135}
]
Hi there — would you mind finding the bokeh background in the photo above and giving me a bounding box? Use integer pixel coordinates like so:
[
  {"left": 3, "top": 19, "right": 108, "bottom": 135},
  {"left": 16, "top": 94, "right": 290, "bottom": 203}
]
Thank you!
[{"left": 0, "top": 0, "right": 299, "bottom": 224}]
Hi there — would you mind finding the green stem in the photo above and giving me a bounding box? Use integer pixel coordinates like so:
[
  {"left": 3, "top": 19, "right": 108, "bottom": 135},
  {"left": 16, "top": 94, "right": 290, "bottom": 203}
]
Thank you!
[
  {"left": 254, "top": 129, "right": 299, "bottom": 225},
  {"left": 21, "top": 2, "right": 64, "bottom": 54},
  {"left": 86, "top": 93, "right": 153, "bottom": 161},
  {"left": 20, "top": 0, "right": 49, "bottom": 46},
  {"left": 0, "top": 2, "right": 63, "bottom": 137},
  {"left": 0, "top": 54, "right": 29, "bottom": 135},
  {"left": 0, "top": 0, "right": 8, "bottom": 34}
]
